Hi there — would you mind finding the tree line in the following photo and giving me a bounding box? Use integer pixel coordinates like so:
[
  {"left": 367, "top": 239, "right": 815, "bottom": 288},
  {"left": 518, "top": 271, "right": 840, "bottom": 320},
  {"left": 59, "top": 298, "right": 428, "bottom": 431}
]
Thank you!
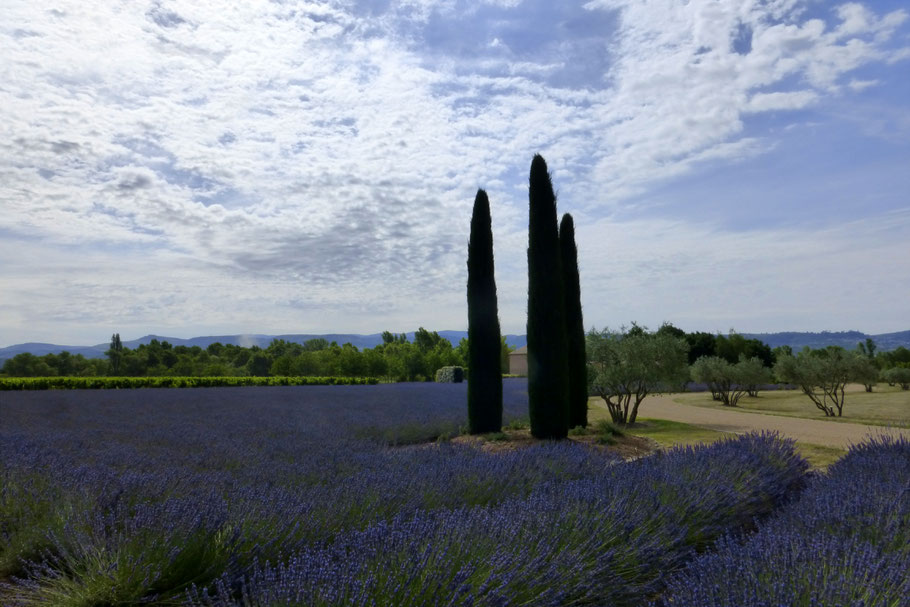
[
  {"left": 464, "top": 155, "right": 588, "bottom": 438},
  {"left": 586, "top": 324, "right": 910, "bottom": 423},
  {"left": 0, "top": 330, "right": 514, "bottom": 382}
]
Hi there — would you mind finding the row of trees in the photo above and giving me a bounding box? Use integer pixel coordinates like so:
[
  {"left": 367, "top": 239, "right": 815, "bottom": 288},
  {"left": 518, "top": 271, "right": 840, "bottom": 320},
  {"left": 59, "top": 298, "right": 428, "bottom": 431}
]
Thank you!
[
  {"left": 587, "top": 325, "right": 910, "bottom": 423},
  {"left": 1, "top": 330, "right": 515, "bottom": 382},
  {"left": 464, "top": 156, "right": 588, "bottom": 438}
]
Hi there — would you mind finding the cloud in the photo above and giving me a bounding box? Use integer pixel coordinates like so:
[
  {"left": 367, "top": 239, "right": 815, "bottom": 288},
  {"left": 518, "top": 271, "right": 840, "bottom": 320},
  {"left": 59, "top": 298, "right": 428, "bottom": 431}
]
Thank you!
[
  {"left": 744, "top": 90, "right": 818, "bottom": 112},
  {"left": 0, "top": 0, "right": 908, "bottom": 343},
  {"left": 570, "top": 208, "right": 910, "bottom": 334}
]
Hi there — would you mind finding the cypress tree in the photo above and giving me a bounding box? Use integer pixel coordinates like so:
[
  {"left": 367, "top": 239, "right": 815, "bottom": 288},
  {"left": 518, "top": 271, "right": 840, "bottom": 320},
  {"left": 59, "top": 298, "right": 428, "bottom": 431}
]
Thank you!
[
  {"left": 527, "top": 155, "right": 569, "bottom": 439},
  {"left": 467, "top": 189, "right": 503, "bottom": 433},
  {"left": 559, "top": 213, "right": 588, "bottom": 428}
]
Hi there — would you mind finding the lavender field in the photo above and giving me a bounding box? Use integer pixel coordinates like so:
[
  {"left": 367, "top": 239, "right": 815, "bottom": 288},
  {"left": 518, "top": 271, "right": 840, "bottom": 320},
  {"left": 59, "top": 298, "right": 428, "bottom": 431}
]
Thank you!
[{"left": 1, "top": 379, "right": 906, "bottom": 606}]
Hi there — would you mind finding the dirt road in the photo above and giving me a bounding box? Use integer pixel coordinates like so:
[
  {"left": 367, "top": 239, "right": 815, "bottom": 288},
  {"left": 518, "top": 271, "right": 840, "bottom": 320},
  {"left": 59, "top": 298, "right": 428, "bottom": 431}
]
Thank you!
[{"left": 609, "top": 394, "right": 909, "bottom": 449}]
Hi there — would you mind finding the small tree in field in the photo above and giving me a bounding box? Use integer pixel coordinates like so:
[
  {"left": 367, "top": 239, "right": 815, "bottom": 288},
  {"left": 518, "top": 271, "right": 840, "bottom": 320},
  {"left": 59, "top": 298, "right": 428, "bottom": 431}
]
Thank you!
[
  {"left": 882, "top": 366, "right": 910, "bottom": 390},
  {"left": 737, "top": 355, "right": 773, "bottom": 397},
  {"left": 851, "top": 356, "right": 879, "bottom": 393},
  {"left": 467, "top": 189, "right": 503, "bottom": 433},
  {"left": 587, "top": 327, "right": 689, "bottom": 424},
  {"left": 774, "top": 347, "right": 864, "bottom": 417},
  {"left": 691, "top": 355, "right": 771, "bottom": 405},
  {"left": 691, "top": 356, "right": 747, "bottom": 406},
  {"left": 560, "top": 213, "right": 587, "bottom": 429}
]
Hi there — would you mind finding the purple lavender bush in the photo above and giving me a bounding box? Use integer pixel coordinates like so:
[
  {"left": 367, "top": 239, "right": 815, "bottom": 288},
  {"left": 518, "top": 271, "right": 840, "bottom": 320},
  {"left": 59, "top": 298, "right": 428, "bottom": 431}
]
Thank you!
[
  {"left": 653, "top": 435, "right": 910, "bottom": 607},
  {"left": 187, "top": 433, "right": 807, "bottom": 607},
  {"left": 1, "top": 382, "right": 809, "bottom": 606}
]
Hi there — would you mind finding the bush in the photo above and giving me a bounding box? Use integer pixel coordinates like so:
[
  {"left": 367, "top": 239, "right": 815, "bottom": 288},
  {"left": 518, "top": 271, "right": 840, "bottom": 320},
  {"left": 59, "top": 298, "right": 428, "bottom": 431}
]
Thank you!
[
  {"left": 0, "top": 376, "right": 380, "bottom": 390},
  {"left": 655, "top": 436, "right": 910, "bottom": 606},
  {"left": 434, "top": 366, "right": 465, "bottom": 383},
  {"left": 881, "top": 366, "right": 910, "bottom": 389},
  {"left": 190, "top": 433, "right": 808, "bottom": 607}
]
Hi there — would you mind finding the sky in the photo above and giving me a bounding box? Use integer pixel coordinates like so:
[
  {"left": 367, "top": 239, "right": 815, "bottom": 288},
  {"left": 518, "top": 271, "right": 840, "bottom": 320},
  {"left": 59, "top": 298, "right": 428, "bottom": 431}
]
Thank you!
[{"left": 1, "top": 0, "right": 909, "bottom": 347}]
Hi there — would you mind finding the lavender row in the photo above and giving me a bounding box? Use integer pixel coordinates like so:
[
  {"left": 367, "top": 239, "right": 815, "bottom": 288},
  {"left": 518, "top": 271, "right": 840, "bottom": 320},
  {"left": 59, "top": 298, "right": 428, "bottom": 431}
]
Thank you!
[
  {"left": 187, "top": 433, "right": 808, "bottom": 607},
  {"left": 1, "top": 384, "right": 807, "bottom": 606},
  {"left": 1, "top": 381, "right": 615, "bottom": 604},
  {"left": 654, "top": 435, "right": 910, "bottom": 607}
]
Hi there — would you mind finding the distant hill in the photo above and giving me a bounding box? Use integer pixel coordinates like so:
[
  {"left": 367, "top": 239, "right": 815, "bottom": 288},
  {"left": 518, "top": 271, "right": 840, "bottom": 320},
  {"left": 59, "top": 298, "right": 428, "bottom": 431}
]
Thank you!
[
  {"left": 740, "top": 330, "right": 910, "bottom": 352},
  {"left": 2, "top": 330, "right": 906, "bottom": 364}
]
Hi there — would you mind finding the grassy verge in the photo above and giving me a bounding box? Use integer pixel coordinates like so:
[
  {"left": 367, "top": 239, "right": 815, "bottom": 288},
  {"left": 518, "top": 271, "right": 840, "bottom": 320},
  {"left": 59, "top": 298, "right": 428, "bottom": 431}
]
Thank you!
[
  {"left": 624, "top": 418, "right": 844, "bottom": 470},
  {"left": 588, "top": 399, "right": 845, "bottom": 470},
  {"left": 624, "top": 418, "right": 731, "bottom": 447},
  {"left": 672, "top": 384, "right": 910, "bottom": 428}
]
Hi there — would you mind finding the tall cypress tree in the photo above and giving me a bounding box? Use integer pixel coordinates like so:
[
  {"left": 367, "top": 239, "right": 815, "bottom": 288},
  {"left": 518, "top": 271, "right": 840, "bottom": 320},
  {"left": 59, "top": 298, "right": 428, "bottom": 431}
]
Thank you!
[
  {"left": 467, "top": 189, "right": 503, "bottom": 433},
  {"left": 527, "top": 155, "right": 569, "bottom": 439},
  {"left": 559, "top": 213, "right": 588, "bottom": 428}
]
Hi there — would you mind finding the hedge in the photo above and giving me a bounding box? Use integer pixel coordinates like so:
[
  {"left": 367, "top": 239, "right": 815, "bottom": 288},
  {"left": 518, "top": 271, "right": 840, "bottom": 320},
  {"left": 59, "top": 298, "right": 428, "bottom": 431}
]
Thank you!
[{"left": 0, "top": 376, "right": 379, "bottom": 390}]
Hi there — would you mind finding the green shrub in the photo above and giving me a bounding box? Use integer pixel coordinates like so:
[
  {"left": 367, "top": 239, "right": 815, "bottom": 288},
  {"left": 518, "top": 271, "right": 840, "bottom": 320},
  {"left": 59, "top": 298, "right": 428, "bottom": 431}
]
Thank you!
[
  {"left": 595, "top": 419, "right": 625, "bottom": 444},
  {"left": 435, "top": 366, "right": 465, "bottom": 383},
  {"left": 0, "top": 376, "right": 379, "bottom": 390}
]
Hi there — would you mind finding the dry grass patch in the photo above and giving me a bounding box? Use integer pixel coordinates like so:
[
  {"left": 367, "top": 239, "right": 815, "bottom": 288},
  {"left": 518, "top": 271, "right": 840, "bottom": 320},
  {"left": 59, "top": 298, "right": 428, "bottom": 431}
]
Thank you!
[
  {"left": 445, "top": 426, "right": 656, "bottom": 460},
  {"left": 673, "top": 383, "right": 910, "bottom": 428}
]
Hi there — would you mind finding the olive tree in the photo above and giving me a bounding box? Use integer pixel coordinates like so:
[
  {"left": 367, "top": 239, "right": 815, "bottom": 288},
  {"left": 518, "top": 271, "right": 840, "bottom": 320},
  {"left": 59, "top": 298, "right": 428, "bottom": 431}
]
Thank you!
[
  {"left": 882, "top": 366, "right": 910, "bottom": 390},
  {"left": 691, "top": 355, "right": 772, "bottom": 405},
  {"left": 587, "top": 327, "right": 689, "bottom": 425},
  {"left": 691, "top": 356, "right": 747, "bottom": 406},
  {"left": 737, "top": 355, "right": 774, "bottom": 397},
  {"left": 774, "top": 347, "right": 865, "bottom": 417}
]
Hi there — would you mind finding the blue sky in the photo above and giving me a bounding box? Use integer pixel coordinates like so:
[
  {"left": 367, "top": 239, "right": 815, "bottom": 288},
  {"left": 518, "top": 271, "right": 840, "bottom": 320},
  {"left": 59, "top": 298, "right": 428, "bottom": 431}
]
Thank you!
[{"left": 1, "top": 0, "right": 908, "bottom": 347}]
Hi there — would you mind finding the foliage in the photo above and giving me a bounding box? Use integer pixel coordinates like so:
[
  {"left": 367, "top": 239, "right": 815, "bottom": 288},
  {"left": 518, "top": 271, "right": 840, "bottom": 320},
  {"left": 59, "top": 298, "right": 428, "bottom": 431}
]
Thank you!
[
  {"left": 851, "top": 354, "right": 880, "bottom": 392},
  {"left": 690, "top": 356, "right": 748, "bottom": 406},
  {"left": 774, "top": 347, "right": 868, "bottom": 416},
  {"left": 587, "top": 327, "right": 690, "bottom": 424},
  {"left": 526, "top": 154, "right": 569, "bottom": 439},
  {"left": 736, "top": 354, "right": 774, "bottom": 397},
  {"left": 875, "top": 345, "right": 910, "bottom": 370},
  {"left": 655, "top": 436, "right": 910, "bottom": 607},
  {"left": 683, "top": 331, "right": 717, "bottom": 365},
  {"left": 881, "top": 366, "right": 910, "bottom": 389},
  {"left": 594, "top": 419, "right": 626, "bottom": 445},
  {"left": 856, "top": 337, "right": 877, "bottom": 359},
  {"left": 106, "top": 333, "right": 123, "bottom": 375},
  {"left": 714, "top": 331, "right": 774, "bottom": 367},
  {"left": 467, "top": 188, "right": 503, "bottom": 434},
  {"left": 560, "top": 213, "right": 588, "bottom": 429},
  {"left": 0, "top": 376, "right": 379, "bottom": 390},
  {"left": 1, "top": 333, "right": 465, "bottom": 384},
  {"left": 691, "top": 355, "right": 771, "bottom": 404},
  {"left": 434, "top": 366, "right": 464, "bottom": 383}
]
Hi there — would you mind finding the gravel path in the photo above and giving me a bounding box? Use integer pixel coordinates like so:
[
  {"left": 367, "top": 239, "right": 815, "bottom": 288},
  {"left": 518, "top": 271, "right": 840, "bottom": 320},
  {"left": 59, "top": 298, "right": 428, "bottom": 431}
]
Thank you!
[{"left": 617, "top": 394, "right": 910, "bottom": 449}]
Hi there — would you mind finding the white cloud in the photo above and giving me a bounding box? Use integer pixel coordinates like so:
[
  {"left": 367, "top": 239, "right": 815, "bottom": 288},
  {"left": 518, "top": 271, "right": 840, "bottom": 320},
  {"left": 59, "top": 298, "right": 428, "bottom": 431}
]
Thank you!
[
  {"left": 0, "top": 0, "right": 908, "bottom": 344},
  {"left": 571, "top": 208, "right": 910, "bottom": 334},
  {"left": 847, "top": 78, "right": 879, "bottom": 91}
]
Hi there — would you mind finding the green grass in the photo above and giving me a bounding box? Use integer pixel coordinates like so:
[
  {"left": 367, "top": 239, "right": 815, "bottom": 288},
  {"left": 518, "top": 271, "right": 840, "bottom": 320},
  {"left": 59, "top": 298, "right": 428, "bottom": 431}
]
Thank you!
[
  {"left": 587, "top": 399, "right": 845, "bottom": 470},
  {"left": 624, "top": 418, "right": 843, "bottom": 470},
  {"left": 793, "top": 443, "right": 846, "bottom": 470},
  {"left": 673, "top": 383, "right": 910, "bottom": 428},
  {"left": 624, "top": 418, "right": 731, "bottom": 448}
]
